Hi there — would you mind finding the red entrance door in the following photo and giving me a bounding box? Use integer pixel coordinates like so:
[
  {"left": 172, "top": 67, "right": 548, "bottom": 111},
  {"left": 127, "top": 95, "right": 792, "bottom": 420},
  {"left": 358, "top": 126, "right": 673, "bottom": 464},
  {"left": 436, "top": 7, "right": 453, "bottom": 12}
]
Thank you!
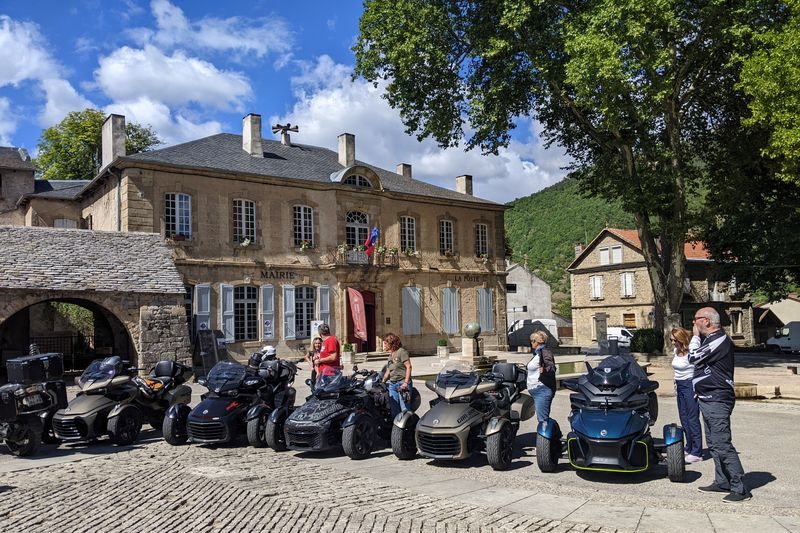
[{"left": 347, "top": 289, "right": 376, "bottom": 352}]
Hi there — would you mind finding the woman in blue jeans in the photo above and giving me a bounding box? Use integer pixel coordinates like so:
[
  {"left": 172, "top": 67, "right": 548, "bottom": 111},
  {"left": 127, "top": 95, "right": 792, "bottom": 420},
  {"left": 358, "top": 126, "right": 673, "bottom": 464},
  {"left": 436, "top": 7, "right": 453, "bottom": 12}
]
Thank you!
[
  {"left": 671, "top": 327, "right": 703, "bottom": 463},
  {"left": 527, "top": 331, "right": 556, "bottom": 423},
  {"left": 381, "top": 333, "right": 412, "bottom": 419}
]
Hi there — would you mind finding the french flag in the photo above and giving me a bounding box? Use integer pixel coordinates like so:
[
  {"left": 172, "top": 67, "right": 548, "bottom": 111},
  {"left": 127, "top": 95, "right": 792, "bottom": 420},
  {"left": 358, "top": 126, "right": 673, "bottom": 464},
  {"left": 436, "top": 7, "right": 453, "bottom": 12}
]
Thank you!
[{"left": 364, "top": 227, "right": 380, "bottom": 257}]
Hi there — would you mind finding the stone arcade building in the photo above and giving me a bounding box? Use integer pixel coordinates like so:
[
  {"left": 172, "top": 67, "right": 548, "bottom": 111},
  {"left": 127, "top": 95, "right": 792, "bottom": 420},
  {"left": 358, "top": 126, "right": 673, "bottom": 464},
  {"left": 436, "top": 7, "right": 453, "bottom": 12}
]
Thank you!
[{"left": 1, "top": 114, "right": 508, "bottom": 362}]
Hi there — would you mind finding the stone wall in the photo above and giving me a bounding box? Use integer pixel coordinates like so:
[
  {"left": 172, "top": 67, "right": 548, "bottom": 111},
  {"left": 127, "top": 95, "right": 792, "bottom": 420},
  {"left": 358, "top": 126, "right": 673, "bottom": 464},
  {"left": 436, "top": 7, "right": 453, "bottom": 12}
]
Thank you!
[{"left": 138, "top": 303, "right": 192, "bottom": 368}]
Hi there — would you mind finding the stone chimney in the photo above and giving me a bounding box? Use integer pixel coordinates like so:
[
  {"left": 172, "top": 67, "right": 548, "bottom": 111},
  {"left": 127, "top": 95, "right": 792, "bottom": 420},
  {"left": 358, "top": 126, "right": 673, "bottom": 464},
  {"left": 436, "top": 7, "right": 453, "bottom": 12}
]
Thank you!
[
  {"left": 456, "top": 174, "right": 473, "bottom": 195},
  {"left": 338, "top": 133, "right": 355, "bottom": 167},
  {"left": 396, "top": 163, "right": 412, "bottom": 179},
  {"left": 101, "top": 114, "right": 126, "bottom": 169},
  {"left": 574, "top": 244, "right": 585, "bottom": 257},
  {"left": 242, "top": 113, "right": 263, "bottom": 157}
]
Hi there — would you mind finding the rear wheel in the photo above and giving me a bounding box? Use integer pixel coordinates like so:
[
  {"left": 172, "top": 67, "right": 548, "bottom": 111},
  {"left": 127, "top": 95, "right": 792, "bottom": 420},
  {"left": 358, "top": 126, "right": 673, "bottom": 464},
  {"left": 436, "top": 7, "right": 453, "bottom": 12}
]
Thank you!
[
  {"left": 265, "top": 418, "right": 287, "bottom": 451},
  {"left": 536, "top": 432, "right": 559, "bottom": 473},
  {"left": 343, "top": 416, "right": 376, "bottom": 460},
  {"left": 40, "top": 413, "right": 60, "bottom": 444},
  {"left": 6, "top": 420, "right": 42, "bottom": 457},
  {"left": 163, "top": 412, "right": 188, "bottom": 445},
  {"left": 247, "top": 412, "right": 269, "bottom": 448},
  {"left": 487, "top": 423, "right": 514, "bottom": 471},
  {"left": 648, "top": 392, "right": 659, "bottom": 426},
  {"left": 391, "top": 416, "right": 418, "bottom": 460},
  {"left": 107, "top": 408, "right": 142, "bottom": 446},
  {"left": 666, "top": 441, "right": 685, "bottom": 482}
]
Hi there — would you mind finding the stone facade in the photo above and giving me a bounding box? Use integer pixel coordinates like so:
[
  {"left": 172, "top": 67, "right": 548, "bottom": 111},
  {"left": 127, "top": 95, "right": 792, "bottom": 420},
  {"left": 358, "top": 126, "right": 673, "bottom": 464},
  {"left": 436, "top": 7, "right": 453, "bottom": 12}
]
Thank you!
[{"left": 569, "top": 229, "right": 756, "bottom": 347}]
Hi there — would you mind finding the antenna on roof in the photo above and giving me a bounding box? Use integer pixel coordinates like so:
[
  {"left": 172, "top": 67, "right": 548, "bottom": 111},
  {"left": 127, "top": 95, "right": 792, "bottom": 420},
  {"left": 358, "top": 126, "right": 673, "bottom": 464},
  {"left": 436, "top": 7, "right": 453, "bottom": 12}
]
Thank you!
[{"left": 272, "top": 123, "right": 299, "bottom": 147}]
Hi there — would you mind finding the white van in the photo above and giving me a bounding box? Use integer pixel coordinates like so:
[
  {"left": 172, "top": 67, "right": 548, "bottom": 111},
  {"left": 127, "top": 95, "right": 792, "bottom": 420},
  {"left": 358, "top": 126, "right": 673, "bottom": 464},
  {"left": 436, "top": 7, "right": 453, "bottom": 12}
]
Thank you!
[
  {"left": 766, "top": 322, "right": 800, "bottom": 353},
  {"left": 606, "top": 326, "right": 634, "bottom": 347}
]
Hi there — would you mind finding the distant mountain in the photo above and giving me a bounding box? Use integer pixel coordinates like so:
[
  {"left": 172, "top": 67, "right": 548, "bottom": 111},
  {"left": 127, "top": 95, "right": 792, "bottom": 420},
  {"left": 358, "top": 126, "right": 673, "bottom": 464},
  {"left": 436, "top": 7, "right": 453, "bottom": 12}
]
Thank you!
[{"left": 505, "top": 177, "right": 636, "bottom": 317}]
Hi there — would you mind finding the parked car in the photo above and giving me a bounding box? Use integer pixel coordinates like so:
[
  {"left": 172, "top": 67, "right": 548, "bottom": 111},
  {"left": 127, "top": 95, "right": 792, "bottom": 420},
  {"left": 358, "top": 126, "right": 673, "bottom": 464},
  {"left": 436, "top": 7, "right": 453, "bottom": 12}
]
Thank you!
[
  {"left": 766, "top": 322, "right": 800, "bottom": 353},
  {"left": 606, "top": 326, "right": 634, "bottom": 348}
]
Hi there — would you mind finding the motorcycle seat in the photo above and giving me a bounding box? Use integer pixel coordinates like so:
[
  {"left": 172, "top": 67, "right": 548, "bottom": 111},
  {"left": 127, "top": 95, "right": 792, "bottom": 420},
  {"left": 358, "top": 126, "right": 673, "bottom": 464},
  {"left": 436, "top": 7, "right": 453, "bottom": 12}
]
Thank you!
[{"left": 151, "top": 361, "right": 180, "bottom": 379}]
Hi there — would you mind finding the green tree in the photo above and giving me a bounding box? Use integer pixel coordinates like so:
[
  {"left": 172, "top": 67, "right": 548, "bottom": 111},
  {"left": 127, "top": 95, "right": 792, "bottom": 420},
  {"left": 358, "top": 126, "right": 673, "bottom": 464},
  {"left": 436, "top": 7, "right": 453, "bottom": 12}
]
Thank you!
[
  {"left": 35, "top": 108, "right": 162, "bottom": 181},
  {"left": 355, "top": 0, "right": 787, "bottom": 350}
]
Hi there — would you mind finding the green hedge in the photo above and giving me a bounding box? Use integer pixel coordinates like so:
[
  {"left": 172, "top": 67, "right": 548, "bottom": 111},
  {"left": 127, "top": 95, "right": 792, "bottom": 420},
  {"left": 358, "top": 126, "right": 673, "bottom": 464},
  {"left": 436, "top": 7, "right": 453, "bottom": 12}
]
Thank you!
[{"left": 631, "top": 328, "right": 663, "bottom": 353}]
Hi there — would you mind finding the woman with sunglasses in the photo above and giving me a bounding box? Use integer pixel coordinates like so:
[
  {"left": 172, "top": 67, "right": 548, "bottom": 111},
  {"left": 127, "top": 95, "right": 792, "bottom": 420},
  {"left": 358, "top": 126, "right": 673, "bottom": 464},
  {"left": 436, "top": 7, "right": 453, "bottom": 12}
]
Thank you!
[{"left": 671, "top": 327, "right": 703, "bottom": 463}]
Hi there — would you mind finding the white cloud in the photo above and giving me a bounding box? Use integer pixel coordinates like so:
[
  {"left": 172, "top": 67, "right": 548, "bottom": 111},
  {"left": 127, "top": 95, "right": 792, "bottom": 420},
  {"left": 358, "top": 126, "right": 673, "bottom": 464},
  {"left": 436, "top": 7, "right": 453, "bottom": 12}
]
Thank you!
[
  {"left": 272, "top": 55, "right": 569, "bottom": 203},
  {"left": 0, "top": 15, "right": 61, "bottom": 86},
  {"left": 0, "top": 98, "right": 16, "bottom": 145},
  {"left": 94, "top": 45, "right": 252, "bottom": 111},
  {"left": 38, "top": 78, "right": 94, "bottom": 126},
  {"left": 105, "top": 96, "right": 222, "bottom": 145},
  {"left": 130, "top": 0, "right": 293, "bottom": 60}
]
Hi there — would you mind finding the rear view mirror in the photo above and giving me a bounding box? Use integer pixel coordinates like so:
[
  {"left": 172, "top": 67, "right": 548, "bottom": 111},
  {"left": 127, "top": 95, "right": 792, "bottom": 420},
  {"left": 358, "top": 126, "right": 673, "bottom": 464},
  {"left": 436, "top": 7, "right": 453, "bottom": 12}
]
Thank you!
[{"left": 305, "top": 378, "right": 313, "bottom": 387}]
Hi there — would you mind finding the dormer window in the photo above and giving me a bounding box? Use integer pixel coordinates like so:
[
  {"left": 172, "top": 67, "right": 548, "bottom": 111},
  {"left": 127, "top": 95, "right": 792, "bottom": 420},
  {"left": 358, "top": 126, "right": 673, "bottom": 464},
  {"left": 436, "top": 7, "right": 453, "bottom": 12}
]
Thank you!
[{"left": 343, "top": 174, "right": 372, "bottom": 188}]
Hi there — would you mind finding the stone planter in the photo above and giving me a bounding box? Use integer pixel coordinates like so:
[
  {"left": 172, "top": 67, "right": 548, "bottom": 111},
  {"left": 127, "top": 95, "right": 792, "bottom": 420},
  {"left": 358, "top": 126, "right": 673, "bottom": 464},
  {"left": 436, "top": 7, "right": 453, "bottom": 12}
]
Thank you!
[
  {"left": 341, "top": 351, "right": 355, "bottom": 365},
  {"left": 436, "top": 345, "right": 449, "bottom": 359}
]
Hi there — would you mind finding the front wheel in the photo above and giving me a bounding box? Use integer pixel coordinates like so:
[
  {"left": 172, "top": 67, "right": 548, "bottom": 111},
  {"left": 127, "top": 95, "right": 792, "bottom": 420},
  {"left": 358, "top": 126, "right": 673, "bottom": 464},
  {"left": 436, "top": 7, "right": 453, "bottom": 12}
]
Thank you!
[
  {"left": 107, "top": 408, "right": 142, "bottom": 446},
  {"left": 6, "top": 421, "right": 42, "bottom": 457},
  {"left": 487, "top": 423, "right": 514, "bottom": 471},
  {"left": 391, "top": 420, "right": 418, "bottom": 460},
  {"left": 163, "top": 412, "right": 188, "bottom": 446},
  {"left": 666, "top": 441, "right": 685, "bottom": 482},
  {"left": 342, "top": 416, "right": 376, "bottom": 460},
  {"left": 40, "top": 413, "right": 60, "bottom": 444},
  {"left": 535, "top": 432, "right": 559, "bottom": 473},
  {"left": 265, "top": 418, "right": 287, "bottom": 452},
  {"left": 247, "top": 412, "right": 269, "bottom": 448}
]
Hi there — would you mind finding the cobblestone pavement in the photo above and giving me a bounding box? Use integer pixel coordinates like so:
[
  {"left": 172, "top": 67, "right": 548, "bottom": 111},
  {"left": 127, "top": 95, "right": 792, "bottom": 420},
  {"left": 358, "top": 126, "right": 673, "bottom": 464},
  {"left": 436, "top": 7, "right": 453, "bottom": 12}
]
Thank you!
[{"left": 0, "top": 442, "right": 616, "bottom": 533}]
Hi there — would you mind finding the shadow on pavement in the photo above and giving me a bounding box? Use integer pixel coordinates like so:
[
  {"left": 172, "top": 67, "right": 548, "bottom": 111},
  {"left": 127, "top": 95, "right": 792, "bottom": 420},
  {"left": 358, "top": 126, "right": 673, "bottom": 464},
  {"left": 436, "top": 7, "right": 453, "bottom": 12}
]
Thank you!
[
  {"left": 745, "top": 471, "right": 776, "bottom": 490},
  {"left": 574, "top": 466, "right": 702, "bottom": 484}
]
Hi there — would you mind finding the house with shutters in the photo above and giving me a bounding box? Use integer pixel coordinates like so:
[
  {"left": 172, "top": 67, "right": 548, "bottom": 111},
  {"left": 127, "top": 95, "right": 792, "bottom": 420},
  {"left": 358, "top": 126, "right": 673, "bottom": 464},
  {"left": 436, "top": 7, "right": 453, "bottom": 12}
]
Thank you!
[
  {"left": 0, "top": 114, "right": 508, "bottom": 361},
  {"left": 567, "top": 228, "right": 756, "bottom": 347}
]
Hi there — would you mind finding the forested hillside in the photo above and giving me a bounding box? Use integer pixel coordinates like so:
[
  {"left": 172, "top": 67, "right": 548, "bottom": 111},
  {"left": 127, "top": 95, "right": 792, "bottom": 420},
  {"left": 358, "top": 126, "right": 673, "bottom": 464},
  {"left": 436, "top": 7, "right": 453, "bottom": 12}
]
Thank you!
[{"left": 505, "top": 177, "right": 635, "bottom": 317}]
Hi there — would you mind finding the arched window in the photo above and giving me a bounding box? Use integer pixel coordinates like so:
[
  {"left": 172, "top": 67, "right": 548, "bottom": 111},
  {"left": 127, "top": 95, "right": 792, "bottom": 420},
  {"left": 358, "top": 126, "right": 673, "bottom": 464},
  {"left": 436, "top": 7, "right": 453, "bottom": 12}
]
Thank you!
[
  {"left": 343, "top": 174, "right": 372, "bottom": 188},
  {"left": 345, "top": 211, "right": 369, "bottom": 246}
]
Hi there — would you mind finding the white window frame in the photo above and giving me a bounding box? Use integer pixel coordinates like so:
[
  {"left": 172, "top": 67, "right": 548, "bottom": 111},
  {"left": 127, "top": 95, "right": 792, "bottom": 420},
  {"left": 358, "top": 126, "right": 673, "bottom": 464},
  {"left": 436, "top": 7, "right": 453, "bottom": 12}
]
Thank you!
[
  {"left": 233, "top": 199, "right": 256, "bottom": 244},
  {"left": 599, "top": 247, "right": 610, "bottom": 265},
  {"left": 400, "top": 216, "right": 416, "bottom": 252},
  {"left": 611, "top": 245, "right": 623, "bottom": 264},
  {"left": 345, "top": 211, "right": 369, "bottom": 246},
  {"left": 590, "top": 275, "right": 604, "bottom": 300},
  {"left": 620, "top": 272, "right": 635, "bottom": 298},
  {"left": 439, "top": 219, "right": 454, "bottom": 255},
  {"left": 165, "top": 192, "right": 192, "bottom": 239},
  {"left": 293, "top": 205, "right": 314, "bottom": 247},
  {"left": 475, "top": 223, "right": 488, "bottom": 257},
  {"left": 343, "top": 174, "right": 372, "bottom": 188},
  {"left": 295, "top": 286, "right": 316, "bottom": 339},
  {"left": 233, "top": 285, "right": 258, "bottom": 342}
]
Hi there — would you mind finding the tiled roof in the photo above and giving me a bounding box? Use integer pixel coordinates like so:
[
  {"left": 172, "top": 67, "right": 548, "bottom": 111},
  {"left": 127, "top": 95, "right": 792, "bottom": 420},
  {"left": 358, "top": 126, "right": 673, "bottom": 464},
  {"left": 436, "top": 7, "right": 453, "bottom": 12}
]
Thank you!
[
  {"left": 121, "top": 134, "right": 498, "bottom": 206},
  {"left": 0, "top": 226, "right": 184, "bottom": 294},
  {"left": 606, "top": 228, "right": 711, "bottom": 260},
  {"left": 30, "top": 180, "right": 90, "bottom": 200},
  {"left": 0, "top": 147, "right": 34, "bottom": 171}
]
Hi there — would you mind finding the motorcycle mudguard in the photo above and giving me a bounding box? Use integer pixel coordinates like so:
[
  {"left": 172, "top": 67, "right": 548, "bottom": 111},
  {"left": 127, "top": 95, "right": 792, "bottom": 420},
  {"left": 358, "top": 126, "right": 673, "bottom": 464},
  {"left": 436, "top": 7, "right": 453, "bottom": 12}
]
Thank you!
[
  {"left": 393, "top": 410, "right": 419, "bottom": 430},
  {"left": 663, "top": 423, "right": 684, "bottom": 446},
  {"left": 342, "top": 410, "right": 364, "bottom": 429},
  {"left": 165, "top": 402, "right": 191, "bottom": 421},
  {"left": 537, "top": 418, "right": 561, "bottom": 439},
  {"left": 108, "top": 403, "right": 139, "bottom": 420},
  {"left": 246, "top": 404, "right": 271, "bottom": 422},
  {"left": 484, "top": 416, "right": 510, "bottom": 437},
  {"left": 269, "top": 406, "right": 289, "bottom": 425},
  {"left": 165, "top": 384, "right": 193, "bottom": 406}
]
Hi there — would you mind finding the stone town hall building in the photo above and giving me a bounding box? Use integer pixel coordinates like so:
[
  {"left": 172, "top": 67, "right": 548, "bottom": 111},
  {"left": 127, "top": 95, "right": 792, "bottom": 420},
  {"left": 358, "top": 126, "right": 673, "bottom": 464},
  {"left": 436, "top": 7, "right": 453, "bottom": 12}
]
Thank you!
[{"left": 0, "top": 114, "right": 507, "bottom": 368}]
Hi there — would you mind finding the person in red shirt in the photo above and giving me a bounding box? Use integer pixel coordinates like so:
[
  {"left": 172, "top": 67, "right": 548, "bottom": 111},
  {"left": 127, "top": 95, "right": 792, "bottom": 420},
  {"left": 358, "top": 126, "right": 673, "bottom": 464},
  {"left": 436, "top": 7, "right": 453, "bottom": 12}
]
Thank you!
[{"left": 314, "top": 323, "right": 341, "bottom": 377}]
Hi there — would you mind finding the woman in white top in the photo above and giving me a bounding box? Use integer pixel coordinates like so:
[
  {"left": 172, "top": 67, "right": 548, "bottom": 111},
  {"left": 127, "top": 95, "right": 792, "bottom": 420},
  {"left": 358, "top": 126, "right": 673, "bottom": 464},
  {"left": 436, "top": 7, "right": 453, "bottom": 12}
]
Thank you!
[
  {"left": 671, "top": 327, "right": 703, "bottom": 463},
  {"left": 527, "top": 331, "right": 557, "bottom": 423}
]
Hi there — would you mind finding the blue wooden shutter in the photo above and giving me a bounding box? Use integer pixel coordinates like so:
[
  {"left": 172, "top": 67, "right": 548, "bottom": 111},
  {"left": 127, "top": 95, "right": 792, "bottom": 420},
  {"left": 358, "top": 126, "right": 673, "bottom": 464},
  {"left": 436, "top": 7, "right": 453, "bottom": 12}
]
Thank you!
[
  {"left": 283, "top": 285, "right": 295, "bottom": 340},
  {"left": 195, "top": 284, "right": 210, "bottom": 333},
  {"left": 402, "top": 287, "right": 421, "bottom": 335},
  {"left": 319, "top": 285, "right": 330, "bottom": 325},
  {"left": 220, "top": 283, "right": 234, "bottom": 342},
  {"left": 441, "top": 288, "right": 459, "bottom": 335},
  {"left": 261, "top": 284, "right": 274, "bottom": 340},
  {"left": 477, "top": 288, "right": 494, "bottom": 332}
]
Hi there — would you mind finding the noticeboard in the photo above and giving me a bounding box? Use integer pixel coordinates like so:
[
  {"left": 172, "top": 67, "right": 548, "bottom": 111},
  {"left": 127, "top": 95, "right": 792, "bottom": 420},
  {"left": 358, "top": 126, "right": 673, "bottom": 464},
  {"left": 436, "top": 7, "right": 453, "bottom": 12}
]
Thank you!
[{"left": 193, "top": 329, "right": 229, "bottom": 377}]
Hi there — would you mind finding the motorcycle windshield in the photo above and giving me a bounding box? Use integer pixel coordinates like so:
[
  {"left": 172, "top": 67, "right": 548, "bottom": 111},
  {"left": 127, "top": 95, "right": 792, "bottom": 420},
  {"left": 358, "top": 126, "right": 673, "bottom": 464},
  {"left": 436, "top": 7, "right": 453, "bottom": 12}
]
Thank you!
[
  {"left": 435, "top": 361, "right": 479, "bottom": 390},
  {"left": 79, "top": 356, "right": 123, "bottom": 388},
  {"left": 206, "top": 361, "right": 248, "bottom": 393},
  {"left": 314, "top": 370, "right": 353, "bottom": 394}
]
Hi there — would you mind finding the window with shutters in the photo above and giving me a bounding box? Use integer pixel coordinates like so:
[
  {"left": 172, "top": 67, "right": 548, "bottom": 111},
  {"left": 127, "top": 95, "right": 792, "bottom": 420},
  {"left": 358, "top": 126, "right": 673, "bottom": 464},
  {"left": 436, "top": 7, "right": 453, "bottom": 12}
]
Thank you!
[
  {"left": 590, "top": 275, "right": 604, "bottom": 300},
  {"left": 611, "top": 245, "right": 623, "bottom": 264},
  {"left": 439, "top": 220, "right": 454, "bottom": 255},
  {"left": 233, "top": 199, "right": 256, "bottom": 244},
  {"left": 623, "top": 313, "right": 637, "bottom": 328},
  {"left": 441, "top": 287, "right": 460, "bottom": 335},
  {"left": 620, "top": 272, "right": 635, "bottom": 298},
  {"left": 477, "top": 288, "right": 494, "bottom": 332},
  {"left": 165, "top": 193, "right": 192, "bottom": 238},
  {"left": 345, "top": 211, "right": 369, "bottom": 246},
  {"left": 293, "top": 205, "right": 314, "bottom": 247},
  {"left": 474, "top": 223, "right": 488, "bottom": 257},
  {"left": 400, "top": 216, "right": 416, "bottom": 252},
  {"left": 295, "top": 286, "right": 316, "bottom": 339},
  {"left": 402, "top": 286, "right": 421, "bottom": 335},
  {"left": 233, "top": 286, "right": 258, "bottom": 341},
  {"left": 195, "top": 284, "right": 211, "bottom": 333},
  {"left": 599, "top": 247, "right": 610, "bottom": 265}
]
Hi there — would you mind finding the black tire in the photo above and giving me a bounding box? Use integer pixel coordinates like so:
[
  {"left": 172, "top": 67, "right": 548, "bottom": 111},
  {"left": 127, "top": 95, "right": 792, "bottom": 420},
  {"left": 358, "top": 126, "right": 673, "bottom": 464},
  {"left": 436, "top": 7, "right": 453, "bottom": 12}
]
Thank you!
[
  {"left": 391, "top": 420, "right": 418, "bottom": 460},
  {"left": 536, "top": 432, "right": 559, "bottom": 473},
  {"left": 486, "top": 423, "right": 514, "bottom": 471},
  {"left": 265, "top": 417, "right": 287, "bottom": 452},
  {"left": 247, "top": 412, "right": 269, "bottom": 448},
  {"left": 40, "top": 414, "right": 60, "bottom": 444},
  {"left": 666, "top": 441, "right": 685, "bottom": 482},
  {"left": 149, "top": 415, "right": 165, "bottom": 432},
  {"left": 162, "top": 412, "right": 188, "bottom": 446},
  {"left": 107, "top": 407, "right": 142, "bottom": 446},
  {"left": 342, "top": 416, "right": 376, "bottom": 460},
  {"left": 648, "top": 392, "right": 659, "bottom": 426},
  {"left": 6, "top": 422, "right": 42, "bottom": 457}
]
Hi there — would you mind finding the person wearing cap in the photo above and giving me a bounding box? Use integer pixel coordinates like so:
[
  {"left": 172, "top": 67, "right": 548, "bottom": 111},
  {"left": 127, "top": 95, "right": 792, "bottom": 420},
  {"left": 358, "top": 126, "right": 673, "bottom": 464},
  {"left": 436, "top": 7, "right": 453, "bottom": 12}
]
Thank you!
[{"left": 314, "top": 323, "right": 341, "bottom": 377}]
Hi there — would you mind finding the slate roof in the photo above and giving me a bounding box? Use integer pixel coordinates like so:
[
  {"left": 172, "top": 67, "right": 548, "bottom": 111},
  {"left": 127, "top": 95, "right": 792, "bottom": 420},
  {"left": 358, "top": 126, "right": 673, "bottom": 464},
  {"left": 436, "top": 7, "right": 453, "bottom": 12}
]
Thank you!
[
  {"left": 121, "top": 134, "right": 498, "bottom": 206},
  {"left": 0, "top": 226, "right": 185, "bottom": 294},
  {"left": 0, "top": 147, "right": 34, "bottom": 171},
  {"left": 29, "top": 180, "right": 90, "bottom": 200}
]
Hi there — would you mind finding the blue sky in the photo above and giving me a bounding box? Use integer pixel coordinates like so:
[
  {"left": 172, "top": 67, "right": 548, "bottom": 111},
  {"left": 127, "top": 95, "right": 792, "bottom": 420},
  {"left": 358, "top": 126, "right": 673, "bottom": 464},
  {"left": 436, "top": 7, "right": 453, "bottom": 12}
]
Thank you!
[{"left": 0, "top": 1, "right": 568, "bottom": 202}]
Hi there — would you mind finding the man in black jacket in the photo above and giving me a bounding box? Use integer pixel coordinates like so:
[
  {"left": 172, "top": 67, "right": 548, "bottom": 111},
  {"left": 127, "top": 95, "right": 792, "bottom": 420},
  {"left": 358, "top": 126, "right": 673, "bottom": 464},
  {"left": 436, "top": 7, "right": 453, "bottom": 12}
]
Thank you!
[{"left": 688, "top": 306, "right": 751, "bottom": 502}]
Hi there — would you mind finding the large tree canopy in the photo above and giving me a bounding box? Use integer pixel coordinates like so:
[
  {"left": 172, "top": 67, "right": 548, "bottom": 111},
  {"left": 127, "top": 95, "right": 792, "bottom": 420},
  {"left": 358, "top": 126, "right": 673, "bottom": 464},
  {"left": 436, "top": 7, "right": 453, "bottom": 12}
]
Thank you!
[
  {"left": 35, "top": 108, "right": 162, "bottom": 181},
  {"left": 355, "top": 0, "right": 791, "bottom": 349}
]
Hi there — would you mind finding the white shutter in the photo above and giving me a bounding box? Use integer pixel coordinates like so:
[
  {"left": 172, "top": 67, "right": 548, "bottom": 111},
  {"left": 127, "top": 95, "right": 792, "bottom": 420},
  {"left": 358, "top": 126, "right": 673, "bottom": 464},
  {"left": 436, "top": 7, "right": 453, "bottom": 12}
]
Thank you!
[
  {"left": 261, "top": 284, "right": 274, "bottom": 340},
  {"left": 597, "top": 276, "right": 604, "bottom": 299},
  {"left": 599, "top": 247, "right": 610, "bottom": 265},
  {"left": 611, "top": 245, "right": 622, "bottom": 264},
  {"left": 195, "top": 284, "right": 211, "bottom": 332},
  {"left": 220, "top": 284, "right": 234, "bottom": 342},
  {"left": 402, "top": 287, "right": 421, "bottom": 335},
  {"left": 319, "top": 285, "right": 330, "bottom": 325},
  {"left": 283, "top": 285, "right": 296, "bottom": 340},
  {"left": 477, "top": 288, "right": 495, "bottom": 332}
]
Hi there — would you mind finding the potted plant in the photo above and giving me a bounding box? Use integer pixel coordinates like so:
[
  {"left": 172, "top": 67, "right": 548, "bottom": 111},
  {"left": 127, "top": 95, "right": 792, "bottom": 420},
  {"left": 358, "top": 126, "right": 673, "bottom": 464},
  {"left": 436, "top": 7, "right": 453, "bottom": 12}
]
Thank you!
[
  {"left": 403, "top": 246, "right": 417, "bottom": 257},
  {"left": 387, "top": 247, "right": 398, "bottom": 257},
  {"left": 337, "top": 242, "right": 350, "bottom": 255},
  {"left": 341, "top": 342, "right": 355, "bottom": 364},
  {"left": 239, "top": 237, "right": 252, "bottom": 248},
  {"left": 299, "top": 239, "right": 312, "bottom": 252},
  {"left": 376, "top": 244, "right": 387, "bottom": 256},
  {"left": 436, "top": 338, "right": 449, "bottom": 359},
  {"left": 443, "top": 249, "right": 455, "bottom": 258},
  {"left": 356, "top": 244, "right": 367, "bottom": 252}
]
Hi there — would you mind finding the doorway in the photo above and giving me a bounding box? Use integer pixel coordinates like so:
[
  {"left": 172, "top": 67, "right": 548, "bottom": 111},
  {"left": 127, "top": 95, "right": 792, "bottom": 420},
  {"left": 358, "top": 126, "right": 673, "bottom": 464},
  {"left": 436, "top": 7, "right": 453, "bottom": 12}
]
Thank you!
[{"left": 346, "top": 289, "right": 377, "bottom": 352}]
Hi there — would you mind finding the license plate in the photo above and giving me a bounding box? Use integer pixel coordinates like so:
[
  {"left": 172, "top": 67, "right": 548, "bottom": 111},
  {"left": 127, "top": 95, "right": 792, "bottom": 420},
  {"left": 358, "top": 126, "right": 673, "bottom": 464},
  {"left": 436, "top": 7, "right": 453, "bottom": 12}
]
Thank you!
[{"left": 22, "top": 395, "right": 44, "bottom": 407}]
